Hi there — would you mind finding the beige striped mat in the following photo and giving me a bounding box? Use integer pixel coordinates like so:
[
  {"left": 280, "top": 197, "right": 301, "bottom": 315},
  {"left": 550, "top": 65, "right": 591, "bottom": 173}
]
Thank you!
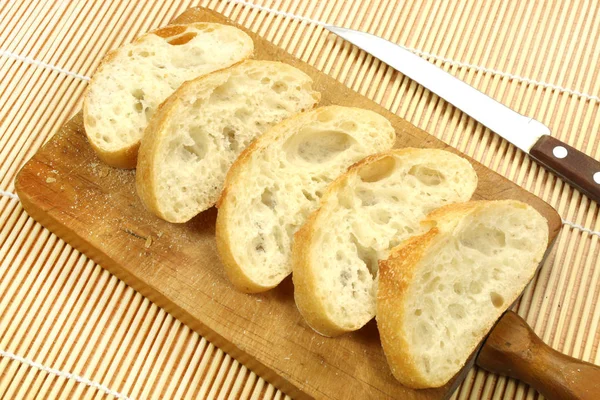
[{"left": 1, "top": 0, "right": 599, "bottom": 398}]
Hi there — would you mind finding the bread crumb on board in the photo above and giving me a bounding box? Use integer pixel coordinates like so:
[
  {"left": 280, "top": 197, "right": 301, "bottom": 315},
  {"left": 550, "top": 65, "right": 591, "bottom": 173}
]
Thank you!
[{"left": 46, "top": 177, "right": 56, "bottom": 183}]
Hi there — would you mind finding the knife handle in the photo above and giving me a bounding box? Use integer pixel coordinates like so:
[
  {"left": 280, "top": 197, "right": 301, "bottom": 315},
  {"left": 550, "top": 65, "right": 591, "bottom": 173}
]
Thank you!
[
  {"left": 529, "top": 135, "right": 600, "bottom": 203},
  {"left": 476, "top": 311, "right": 600, "bottom": 400}
]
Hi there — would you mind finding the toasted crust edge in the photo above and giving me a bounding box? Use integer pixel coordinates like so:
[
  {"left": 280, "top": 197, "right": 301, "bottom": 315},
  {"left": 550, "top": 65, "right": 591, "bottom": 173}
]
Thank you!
[
  {"left": 377, "top": 227, "right": 439, "bottom": 388},
  {"left": 135, "top": 88, "right": 180, "bottom": 221},
  {"left": 83, "top": 22, "right": 254, "bottom": 169},
  {"left": 376, "top": 227, "right": 443, "bottom": 388}
]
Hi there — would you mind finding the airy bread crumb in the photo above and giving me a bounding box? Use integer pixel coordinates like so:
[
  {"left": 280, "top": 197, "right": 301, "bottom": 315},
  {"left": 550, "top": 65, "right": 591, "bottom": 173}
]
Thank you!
[
  {"left": 136, "top": 60, "right": 320, "bottom": 223},
  {"left": 377, "top": 200, "right": 549, "bottom": 388},
  {"left": 292, "top": 148, "right": 478, "bottom": 337},
  {"left": 83, "top": 23, "right": 254, "bottom": 168},
  {"left": 216, "top": 106, "right": 396, "bottom": 293}
]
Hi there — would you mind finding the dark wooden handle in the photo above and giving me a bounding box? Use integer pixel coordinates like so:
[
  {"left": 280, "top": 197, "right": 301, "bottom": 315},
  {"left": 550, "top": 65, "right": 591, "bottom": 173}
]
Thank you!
[
  {"left": 476, "top": 311, "right": 600, "bottom": 400},
  {"left": 529, "top": 135, "right": 600, "bottom": 203}
]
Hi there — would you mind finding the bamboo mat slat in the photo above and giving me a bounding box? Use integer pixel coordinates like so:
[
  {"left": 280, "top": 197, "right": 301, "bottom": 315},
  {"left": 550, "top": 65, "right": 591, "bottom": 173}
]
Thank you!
[{"left": 0, "top": 1, "right": 599, "bottom": 399}]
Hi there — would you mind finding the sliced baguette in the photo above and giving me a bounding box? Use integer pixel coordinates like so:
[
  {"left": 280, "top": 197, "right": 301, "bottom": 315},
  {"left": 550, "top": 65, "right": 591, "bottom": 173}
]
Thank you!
[
  {"left": 377, "top": 200, "right": 549, "bottom": 388},
  {"left": 83, "top": 23, "right": 253, "bottom": 168},
  {"left": 216, "top": 106, "right": 396, "bottom": 293},
  {"left": 136, "top": 60, "right": 320, "bottom": 223},
  {"left": 292, "top": 149, "right": 478, "bottom": 337}
]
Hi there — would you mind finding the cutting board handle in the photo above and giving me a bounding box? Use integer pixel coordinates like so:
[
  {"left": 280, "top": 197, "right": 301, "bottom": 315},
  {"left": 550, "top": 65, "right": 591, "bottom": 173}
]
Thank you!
[{"left": 476, "top": 311, "right": 600, "bottom": 400}]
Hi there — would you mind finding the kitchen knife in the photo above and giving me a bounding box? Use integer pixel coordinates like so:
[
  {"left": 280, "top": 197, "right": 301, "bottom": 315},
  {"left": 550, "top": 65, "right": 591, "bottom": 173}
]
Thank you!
[{"left": 325, "top": 25, "right": 600, "bottom": 204}]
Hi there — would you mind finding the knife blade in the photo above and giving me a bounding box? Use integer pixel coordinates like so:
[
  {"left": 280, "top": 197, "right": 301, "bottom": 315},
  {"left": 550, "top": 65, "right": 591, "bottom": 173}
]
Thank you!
[{"left": 325, "top": 25, "right": 600, "bottom": 203}]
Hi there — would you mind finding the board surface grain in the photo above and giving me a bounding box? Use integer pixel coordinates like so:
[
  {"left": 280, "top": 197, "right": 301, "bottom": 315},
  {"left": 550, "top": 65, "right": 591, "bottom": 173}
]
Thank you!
[{"left": 15, "top": 7, "right": 562, "bottom": 400}]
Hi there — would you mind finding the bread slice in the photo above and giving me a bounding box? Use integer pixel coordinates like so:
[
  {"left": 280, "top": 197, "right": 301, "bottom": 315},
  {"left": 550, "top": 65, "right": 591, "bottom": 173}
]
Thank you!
[
  {"left": 292, "top": 149, "right": 478, "bottom": 337},
  {"left": 83, "top": 23, "right": 253, "bottom": 168},
  {"left": 216, "top": 106, "right": 396, "bottom": 293},
  {"left": 136, "top": 60, "right": 320, "bottom": 223},
  {"left": 377, "top": 200, "right": 549, "bottom": 388}
]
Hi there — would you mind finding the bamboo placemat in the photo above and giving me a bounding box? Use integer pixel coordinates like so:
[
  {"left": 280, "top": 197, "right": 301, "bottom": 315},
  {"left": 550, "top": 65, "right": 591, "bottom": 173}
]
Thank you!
[{"left": 0, "top": 0, "right": 598, "bottom": 399}]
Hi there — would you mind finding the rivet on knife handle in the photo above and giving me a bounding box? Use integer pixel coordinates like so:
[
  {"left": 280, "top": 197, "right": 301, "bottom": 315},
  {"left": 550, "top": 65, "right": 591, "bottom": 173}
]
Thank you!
[
  {"left": 476, "top": 311, "right": 600, "bottom": 400},
  {"left": 529, "top": 135, "right": 600, "bottom": 203}
]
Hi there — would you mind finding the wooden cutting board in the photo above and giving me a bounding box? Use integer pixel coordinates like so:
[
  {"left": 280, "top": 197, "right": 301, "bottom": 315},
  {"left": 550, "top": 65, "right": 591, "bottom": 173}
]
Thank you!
[{"left": 15, "top": 7, "right": 562, "bottom": 400}]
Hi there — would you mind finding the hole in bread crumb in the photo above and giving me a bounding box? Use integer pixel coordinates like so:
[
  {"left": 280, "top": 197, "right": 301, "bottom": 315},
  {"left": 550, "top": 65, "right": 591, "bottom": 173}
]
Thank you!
[
  {"left": 453, "top": 282, "right": 463, "bottom": 294},
  {"left": 371, "top": 209, "right": 391, "bottom": 224},
  {"left": 284, "top": 130, "right": 355, "bottom": 164},
  {"left": 408, "top": 165, "right": 444, "bottom": 186},
  {"left": 86, "top": 117, "right": 96, "bottom": 128},
  {"left": 414, "top": 309, "right": 422, "bottom": 316},
  {"left": 272, "top": 81, "right": 288, "bottom": 93},
  {"left": 261, "top": 188, "right": 276, "bottom": 209},
  {"left": 423, "top": 356, "right": 431, "bottom": 373},
  {"left": 358, "top": 155, "right": 396, "bottom": 183},
  {"left": 469, "top": 281, "right": 483, "bottom": 294},
  {"left": 356, "top": 189, "right": 376, "bottom": 206},
  {"left": 340, "top": 269, "right": 352, "bottom": 286},
  {"left": 193, "top": 24, "right": 215, "bottom": 33},
  {"left": 460, "top": 225, "right": 506, "bottom": 255},
  {"left": 132, "top": 89, "right": 145, "bottom": 113},
  {"left": 153, "top": 25, "right": 187, "bottom": 38},
  {"left": 415, "top": 323, "right": 432, "bottom": 349},
  {"left": 183, "top": 126, "right": 208, "bottom": 160},
  {"left": 261, "top": 77, "right": 271, "bottom": 85},
  {"left": 102, "top": 135, "right": 111, "bottom": 143},
  {"left": 351, "top": 234, "right": 378, "bottom": 279},
  {"left": 316, "top": 109, "right": 336, "bottom": 123},
  {"left": 490, "top": 292, "right": 504, "bottom": 308},
  {"left": 448, "top": 303, "right": 466, "bottom": 319},
  {"left": 168, "top": 32, "right": 198, "bottom": 45},
  {"left": 339, "top": 121, "right": 357, "bottom": 131},
  {"left": 212, "top": 81, "right": 235, "bottom": 101},
  {"left": 302, "top": 190, "right": 315, "bottom": 201},
  {"left": 139, "top": 51, "right": 150, "bottom": 57},
  {"left": 492, "top": 268, "right": 502, "bottom": 280},
  {"left": 272, "top": 226, "right": 285, "bottom": 253},
  {"left": 338, "top": 192, "right": 353, "bottom": 209},
  {"left": 223, "top": 126, "right": 238, "bottom": 151},
  {"left": 424, "top": 277, "right": 440, "bottom": 294},
  {"left": 192, "top": 98, "right": 203, "bottom": 109},
  {"left": 357, "top": 269, "right": 368, "bottom": 282},
  {"left": 253, "top": 237, "right": 265, "bottom": 253},
  {"left": 234, "top": 108, "right": 251, "bottom": 121},
  {"left": 246, "top": 69, "right": 262, "bottom": 79}
]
